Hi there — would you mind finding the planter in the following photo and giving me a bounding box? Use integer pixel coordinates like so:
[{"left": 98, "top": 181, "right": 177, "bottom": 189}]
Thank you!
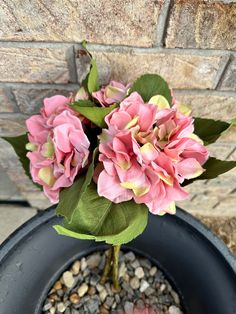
[{"left": 0, "top": 206, "right": 235, "bottom": 314}]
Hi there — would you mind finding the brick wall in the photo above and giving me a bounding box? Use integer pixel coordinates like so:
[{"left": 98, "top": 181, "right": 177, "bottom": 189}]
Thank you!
[{"left": 0, "top": 0, "right": 235, "bottom": 215}]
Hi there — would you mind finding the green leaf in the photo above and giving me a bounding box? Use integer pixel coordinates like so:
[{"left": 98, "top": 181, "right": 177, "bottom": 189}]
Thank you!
[
  {"left": 70, "top": 100, "right": 95, "bottom": 108},
  {"left": 71, "top": 104, "right": 117, "bottom": 128},
  {"left": 194, "top": 117, "right": 232, "bottom": 145},
  {"left": 88, "top": 59, "right": 99, "bottom": 94},
  {"left": 129, "top": 74, "right": 172, "bottom": 104},
  {"left": 56, "top": 148, "right": 98, "bottom": 222},
  {"left": 183, "top": 157, "right": 236, "bottom": 186},
  {"left": 54, "top": 183, "right": 148, "bottom": 245},
  {"left": 2, "top": 134, "right": 31, "bottom": 179}
]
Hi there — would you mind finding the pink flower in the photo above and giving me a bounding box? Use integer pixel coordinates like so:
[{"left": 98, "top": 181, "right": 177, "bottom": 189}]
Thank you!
[
  {"left": 26, "top": 95, "right": 90, "bottom": 203},
  {"left": 97, "top": 92, "right": 209, "bottom": 215},
  {"left": 92, "top": 80, "right": 130, "bottom": 107}
]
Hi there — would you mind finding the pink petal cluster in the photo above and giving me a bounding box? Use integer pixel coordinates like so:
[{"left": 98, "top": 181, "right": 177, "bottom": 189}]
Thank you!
[
  {"left": 26, "top": 95, "right": 90, "bottom": 203},
  {"left": 92, "top": 80, "right": 130, "bottom": 107},
  {"left": 97, "top": 92, "right": 209, "bottom": 215}
]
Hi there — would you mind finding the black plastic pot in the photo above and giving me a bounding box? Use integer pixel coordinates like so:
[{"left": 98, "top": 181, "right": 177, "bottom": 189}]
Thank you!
[{"left": 0, "top": 206, "right": 236, "bottom": 314}]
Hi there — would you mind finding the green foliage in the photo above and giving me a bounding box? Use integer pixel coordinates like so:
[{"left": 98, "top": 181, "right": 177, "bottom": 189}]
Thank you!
[
  {"left": 71, "top": 103, "right": 117, "bottom": 128},
  {"left": 56, "top": 148, "right": 98, "bottom": 222},
  {"left": 194, "top": 117, "right": 234, "bottom": 145},
  {"left": 184, "top": 157, "right": 236, "bottom": 186},
  {"left": 3, "top": 134, "right": 31, "bottom": 179},
  {"left": 88, "top": 59, "right": 99, "bottom": 94},
  {"left": 70, "top": 100, "right": 95, "bottom": 108},
  {"left": 54, "top": 183, "right": 148, "bottom": 245},
  {"left": 129, "top": 74, "right": 172, "bottom": 104}
]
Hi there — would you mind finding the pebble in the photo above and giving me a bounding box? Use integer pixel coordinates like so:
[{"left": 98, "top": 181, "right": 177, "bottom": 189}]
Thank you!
[
  {"left": 57, "top": 302, "right": 66, "bottom": 313},
  {"left": 124, "top": 301, "right": 134, "bottom": 313},
  {"left": 160, "top": 283, "right": 166, "bottom": 293},
  {"left": 140, "top": 279, "right": 150, "bottom": 292},
  {"left": 53, "top": 280, "right": 62, "bottom": 290},
  {"left": 42, "top": 250, "right": 183, "bottom": 314},
  {"left": 69, "top": 292, "right": 80, "bottom": 304},
  {"left": 90, "top": 274, "right": 100, "bottom": 286},
  {"left": 149, "top": 266, "right": 157, "bottom": 276},
  {"left": 80, "top": 257, "right": 87, "bottom": 271},
  {"left": 124, "top": 251, "right": 136, "bottom": 262},
  {"left": 43, "top": 303, "right": 52, "bottom": 311},
  {"left": 130, "top": 276, "right": 140, "bottom": 289},
  {"left": 169, "top": 305, "right": 183, "bottom": 314},
  {"left": 105, "top": 296, "right": 114, "bottom": 308},
  {"left": 171, "top": 290, "right": 180, "bottom": 305},
  {"left": 99, "top": 305, "right": 109, "bottom": 313},
  {"left": 49, "top": 307, "right": 56, "bottom": 314},
  {"left": 87, "top": 253, "right": 101, "bottom": 269},
  {"left": 118, "top": 262, "right": 127, "bottom": 278},
  {"left": 71, "top": 260, "right": 81, "bottom": 275},
  {"left": 62, "top": 271, "right": 74, "bottom": 288},
  {"left": 87, "top": 298, "right": 100, "bottom": 312},
  {"left": 99, "top": 288, "right": 108, "bottom": 302},
  {"left": 78, "top": 283, "right": 88, "bottom": 297},
  {"left": 135, "top": 266, "right": 145, "bottom": 279},
  {"left": 88, "top": 286, "right": 96, "bottom": 295}
]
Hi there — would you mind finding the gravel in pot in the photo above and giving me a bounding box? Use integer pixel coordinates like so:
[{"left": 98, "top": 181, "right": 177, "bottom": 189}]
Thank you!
[{"left": 42, "top": 250, "right": 183, "bottom": 314}]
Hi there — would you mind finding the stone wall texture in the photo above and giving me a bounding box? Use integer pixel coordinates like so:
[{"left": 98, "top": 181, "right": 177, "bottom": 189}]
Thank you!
[{"left": 0, "top": 0, "right": 235, "bottom": 219}]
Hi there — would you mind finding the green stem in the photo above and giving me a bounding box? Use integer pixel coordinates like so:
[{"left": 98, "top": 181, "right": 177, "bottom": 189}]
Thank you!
[
  {"left": 100, "top": 246, "right": 113, "bottom": 284},
  {"left": 112, "top": 245, "right": 121, "bottom": 291}
]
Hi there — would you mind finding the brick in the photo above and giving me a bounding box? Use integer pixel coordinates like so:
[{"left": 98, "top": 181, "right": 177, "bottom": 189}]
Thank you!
[
  {"left": 0, "top": 113, "right": 26, "bottom": 136},
  {"left": 0, "top": 138, "right": 51, "bottom": 209},
  {"left": 0, "top": 205, "right": 37, "bottom": 244},
  {"left": 0, "top": 0, "right": 162, "bottom": 47},
  {"left": 0, "top": 47, "right": 70, "bottom": 83},
  {"left": 165, "top": 0, "right": 236, "bottom": 50},
  {"left": 0, "top": 88, "right": 18, "bottom": 113},
  {"left": 84, "top": 50, "right": 222, "bottom": 89},
  {"left": 207, "top": 144, "right": 235, "bottom": 160},
  {"left": 220, "top": 57, "right": 236, "bottom": 91},
  {"left": 175, "top": 93, "right": 236, "bottom": 121},
  {"left": 213, "top": 195, "right": 236, "bottom": 217},
  {"left": 13, "top": 88, "right": 73, "bottom": 115},
  {"left": 0, "top": 165, "right": 22, "bottom": 200},
  {"left": 220, "top": 126, "right": 236, "bottom": 143}
]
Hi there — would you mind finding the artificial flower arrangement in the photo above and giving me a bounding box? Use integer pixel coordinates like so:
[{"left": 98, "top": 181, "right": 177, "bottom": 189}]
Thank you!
[{"left": 3, "top": 45, "right": 236, "bottom": 290}]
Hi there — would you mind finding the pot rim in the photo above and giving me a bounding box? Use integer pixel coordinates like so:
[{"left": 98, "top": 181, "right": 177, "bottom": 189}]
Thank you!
[{"left": 0, "top": 205, "right": 235, "bottom": 273}]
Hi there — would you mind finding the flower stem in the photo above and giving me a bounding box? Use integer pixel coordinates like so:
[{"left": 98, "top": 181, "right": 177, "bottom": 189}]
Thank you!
[
  {"left": 112, "top": 245, "right": 121, "bottom": 291},
  {"left": 100, "top": 246, "right": 113, "bottom": 284}
]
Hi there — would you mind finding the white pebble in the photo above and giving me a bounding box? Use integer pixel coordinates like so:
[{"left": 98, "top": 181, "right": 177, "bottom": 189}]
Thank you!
[
  {"left": 57, "top": 302, "right": 66, "bottom": 313},
  {"left": 87, "top": 253, "right": 101, "bottom": 269},
  {"left": 78, "top": 283, "right": 88, "bottom": 297},
  {"left": 80, "top": 257, "right": 87, "bottom": 271},
  {"left": 130, "top": 276, "right": 140, "bottom": 289},
  {"left": 124, "top": 301, "right": 134, "bottom": 313},
  {"left": 169, "top": 305, "right": 183, "bottom": 314},
  {"left": 171, "top": 290, "right": 180, "bottom": 305},
  {"left": 140, "top": 280, "right": 149, "bottom": 292},
  {"left": 119, "top": 262, "right": 127, "bottom": 278},
  {"left": 160, "top": 283, "right": 166, "bottom": 292},
  {"left": 135, "top": 266, "right": 145, "bottom": 279},
  {"left": 49, "top": 307, "right": 56, "bottom": 314},
  {"left": 99, "top": 288, "right": 108, "bottom": 302},
  {"left": 62, "top": 271, "right": 74, "bottom": 288},
  {"left": 149, "top": 266, "right": 157, "bottom": 276},
  {"left": 71, "top": 260, "right": 80, "bottom": 275}
]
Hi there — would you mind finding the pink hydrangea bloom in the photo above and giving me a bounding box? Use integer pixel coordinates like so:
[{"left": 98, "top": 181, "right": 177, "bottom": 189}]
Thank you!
[
  {"left": 97, "top": 92, "right": 209, "bottom": 215},
  {"left": 92, "top": 80, "right": 130, "bottom": 107},
  {"left": 26, "top": 95, "right": 90, "bottom": 203}
]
